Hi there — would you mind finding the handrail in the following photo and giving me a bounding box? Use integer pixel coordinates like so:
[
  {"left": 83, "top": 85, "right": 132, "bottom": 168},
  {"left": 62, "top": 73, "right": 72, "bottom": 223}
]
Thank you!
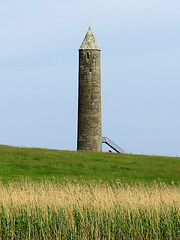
[{"left": 102, "top": 137, "right": 125, "bottom": 153}]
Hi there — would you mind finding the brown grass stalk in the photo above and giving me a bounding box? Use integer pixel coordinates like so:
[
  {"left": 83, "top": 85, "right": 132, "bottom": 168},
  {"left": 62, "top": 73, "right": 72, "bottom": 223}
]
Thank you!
[{"left": 0, "top": 179, "right": 179, "bottom": 215}]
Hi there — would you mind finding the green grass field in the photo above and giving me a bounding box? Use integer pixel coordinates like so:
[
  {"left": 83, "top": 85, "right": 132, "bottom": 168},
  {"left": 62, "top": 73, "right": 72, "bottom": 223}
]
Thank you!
[
  {"left": 0, "top": 145, "right": 179, "bottom": 183},
  {"left": 0, "top": 145, "right": 180, "bottom": 239}
]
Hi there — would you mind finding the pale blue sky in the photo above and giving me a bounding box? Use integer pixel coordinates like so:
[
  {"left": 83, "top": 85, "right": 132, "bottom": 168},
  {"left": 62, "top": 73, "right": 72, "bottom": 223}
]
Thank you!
[{"left": 0, "top": 0, "right": 180, "bottom": 156}]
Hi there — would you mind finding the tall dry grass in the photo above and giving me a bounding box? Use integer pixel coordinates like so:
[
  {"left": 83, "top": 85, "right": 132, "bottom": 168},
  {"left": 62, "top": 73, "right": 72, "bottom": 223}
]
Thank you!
[
  {"left": 0, "top": 179, "right": 179, "bottom": 239},
  {"left": 0, "top": 179, "right": 179, "bottom": 211}
]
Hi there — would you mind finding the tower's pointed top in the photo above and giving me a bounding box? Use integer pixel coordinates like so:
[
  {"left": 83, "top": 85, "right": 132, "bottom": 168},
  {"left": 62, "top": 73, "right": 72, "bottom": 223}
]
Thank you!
[{"left": 79, "top": 27, "right": 100, "bottom": 50}]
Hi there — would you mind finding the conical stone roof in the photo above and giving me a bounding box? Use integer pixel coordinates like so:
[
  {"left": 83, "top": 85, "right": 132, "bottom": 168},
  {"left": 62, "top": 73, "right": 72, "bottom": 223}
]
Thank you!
[{"left": 79, "top": 27, "right": 100, "bottom": 50}]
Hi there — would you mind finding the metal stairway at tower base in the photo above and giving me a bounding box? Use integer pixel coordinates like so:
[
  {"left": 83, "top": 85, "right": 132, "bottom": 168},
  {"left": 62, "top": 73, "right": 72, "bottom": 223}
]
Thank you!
[{"left": 102, "top": 137, "right": 125, "bottom": 153}]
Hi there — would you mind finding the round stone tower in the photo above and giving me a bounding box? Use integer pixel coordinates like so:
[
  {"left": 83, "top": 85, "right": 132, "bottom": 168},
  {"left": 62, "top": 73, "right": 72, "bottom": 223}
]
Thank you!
[{"left": 77, "top": 27, "right": 102, "bottom": 152}]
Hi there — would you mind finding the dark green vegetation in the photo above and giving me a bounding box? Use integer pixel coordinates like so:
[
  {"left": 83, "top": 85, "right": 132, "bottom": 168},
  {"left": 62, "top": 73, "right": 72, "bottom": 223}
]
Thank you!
[
  {"left": 0, "top": 205, "right": 179, "bottom": 240},
  {"left": 0, "top": 145, "right": 179, "bottom": 184}
]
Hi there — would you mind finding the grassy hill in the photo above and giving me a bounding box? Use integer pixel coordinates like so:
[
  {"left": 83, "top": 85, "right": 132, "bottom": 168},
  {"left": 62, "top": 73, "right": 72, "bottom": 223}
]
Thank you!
[{"left": 0, "top": 145, "right": 179, "bottom": 184}]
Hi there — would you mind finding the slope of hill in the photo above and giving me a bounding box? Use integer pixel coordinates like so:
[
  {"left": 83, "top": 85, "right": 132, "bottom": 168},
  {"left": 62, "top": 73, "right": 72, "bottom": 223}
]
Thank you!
[{"left": 0, "top": 145, "right": 179, "bottom": 183}]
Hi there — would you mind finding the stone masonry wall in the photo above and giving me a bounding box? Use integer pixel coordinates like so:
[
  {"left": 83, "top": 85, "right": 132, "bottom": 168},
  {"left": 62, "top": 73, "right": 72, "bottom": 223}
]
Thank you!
[{"left": 77, "top": 49, "right": 102, "bottom": 152}]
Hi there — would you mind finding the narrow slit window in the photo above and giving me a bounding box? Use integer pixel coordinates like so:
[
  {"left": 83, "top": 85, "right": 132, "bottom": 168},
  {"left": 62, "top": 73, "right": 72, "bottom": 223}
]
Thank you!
[
  {"left": 87, "top": 53, "right": 90, "bottom": 59},
  {"left": 90, "top": 68, "right": 92, "bottom": 72}
]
